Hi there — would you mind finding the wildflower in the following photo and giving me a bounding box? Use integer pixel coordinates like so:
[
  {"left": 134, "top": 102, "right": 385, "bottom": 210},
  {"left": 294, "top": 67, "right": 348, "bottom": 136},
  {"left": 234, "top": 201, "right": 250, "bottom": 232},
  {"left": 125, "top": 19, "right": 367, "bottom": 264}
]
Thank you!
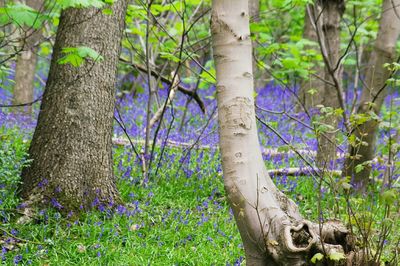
[
  {"left": 13, "top": 254, "right": 22, "bottom": 264},
  {"left": 50, "top": 198, "right": 63, "bottom": 210},
  {"left": 91, "top": 197, "right": 100, "bottom": 207},
  {"left": 1, "top": 247, "right": 6, "bottom": 261},
  {"left": 116, "top": 205, "right": 126, "bottom": 215},
  {"left": 37, "top": 178, "right": 48, "bottom": 188}
]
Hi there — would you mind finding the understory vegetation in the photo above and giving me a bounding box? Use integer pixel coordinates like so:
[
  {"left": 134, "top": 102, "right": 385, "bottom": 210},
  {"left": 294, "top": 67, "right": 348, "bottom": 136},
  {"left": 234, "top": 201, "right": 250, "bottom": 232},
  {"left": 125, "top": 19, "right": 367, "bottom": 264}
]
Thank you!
[
  {"left": 1, "top": 83, "right": 398, "bottom": 265},
  {"left": 1, "top": 0, "right": 400, "bottom": 264}
]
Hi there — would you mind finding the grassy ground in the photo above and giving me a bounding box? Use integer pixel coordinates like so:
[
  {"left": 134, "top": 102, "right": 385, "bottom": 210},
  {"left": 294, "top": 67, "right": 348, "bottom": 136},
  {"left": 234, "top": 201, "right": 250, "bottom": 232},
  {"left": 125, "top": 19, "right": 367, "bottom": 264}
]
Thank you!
[
  {"left": 1, "top": 126, "right": 245, "bottom": 265},
  {"left": 1, "top": 124, "right": 399, "bottom": 265},
  {"left": 1, "top": 84, "right": 399, "bottom": 265}
]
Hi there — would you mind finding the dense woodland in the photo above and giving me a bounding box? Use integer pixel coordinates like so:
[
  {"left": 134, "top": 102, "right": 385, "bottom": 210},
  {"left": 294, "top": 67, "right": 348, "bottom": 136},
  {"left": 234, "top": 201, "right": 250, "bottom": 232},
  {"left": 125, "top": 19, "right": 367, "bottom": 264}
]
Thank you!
[{"left": 0, "top": 0, "right": 399, "bottom": 265}]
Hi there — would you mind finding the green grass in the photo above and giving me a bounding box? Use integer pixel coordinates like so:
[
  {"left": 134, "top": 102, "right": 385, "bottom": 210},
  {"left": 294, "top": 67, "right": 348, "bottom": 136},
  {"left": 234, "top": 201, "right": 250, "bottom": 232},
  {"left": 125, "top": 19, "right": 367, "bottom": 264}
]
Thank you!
[
  {"left": 0, "top": 126, "right": 399, "bottom": 265},
  {"left": 0, "top": 127, "right": 243, "bottom": 265}
]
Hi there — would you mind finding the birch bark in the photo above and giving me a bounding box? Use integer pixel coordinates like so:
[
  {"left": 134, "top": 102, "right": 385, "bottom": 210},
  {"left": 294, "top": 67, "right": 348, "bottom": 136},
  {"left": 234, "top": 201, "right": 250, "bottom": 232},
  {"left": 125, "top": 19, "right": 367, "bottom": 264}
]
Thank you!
[{"left": 211, "top": 0, "right": 354, "bottom": 264}]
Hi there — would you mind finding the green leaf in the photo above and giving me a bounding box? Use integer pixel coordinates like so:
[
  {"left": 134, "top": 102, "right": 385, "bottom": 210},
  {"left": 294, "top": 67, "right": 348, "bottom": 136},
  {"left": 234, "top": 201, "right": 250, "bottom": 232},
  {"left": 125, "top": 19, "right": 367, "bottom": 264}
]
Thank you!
[
  {"left": 0, "top": 3, "right": 45, "bottom": 29},
  {"left": 57, "top": 46, "right": 103, "bottom": 67},
  {"left": 58, "top": 54, "right": 84, "bottom": 67},
  {"left": 56, "top": 0, "right": 105, "bottom": 9},
  {"left": 381, "top": 189, "right": 397, "bottom": 205},
  {"left": 102, "top": 8, "right": 113, "bottom": 15},
  {"left": 328, "top": 251, "right": 346, "bottom": 261},
  {"left": 355, "top": 164, "right": 364, "bottom": 173},
  {"left": 76, "top": 46, "right": 102, "bottom": 60},
  {"left": 311, "top": 253, "right": 324, "bottom": 263},
  {"left": 281, "top": 58, "right": 299, "bottom": 69}
]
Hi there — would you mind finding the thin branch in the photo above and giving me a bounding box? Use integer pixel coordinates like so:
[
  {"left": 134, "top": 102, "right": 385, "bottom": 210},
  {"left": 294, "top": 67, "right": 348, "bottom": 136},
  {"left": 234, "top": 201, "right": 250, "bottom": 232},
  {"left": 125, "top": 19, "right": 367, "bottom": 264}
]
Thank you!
[{"left": 119, "top": 57, "right": 206, "bottom": 113}]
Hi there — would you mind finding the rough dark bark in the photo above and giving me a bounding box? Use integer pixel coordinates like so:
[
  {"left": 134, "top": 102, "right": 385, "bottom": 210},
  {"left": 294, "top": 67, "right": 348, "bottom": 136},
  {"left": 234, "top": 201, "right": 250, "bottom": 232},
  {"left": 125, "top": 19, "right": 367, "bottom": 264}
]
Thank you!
[
  {"left": 343, "top": 0, "right": 400, "bottom": 190},
  {"left": 20, "top": 1, "right": 128, "bottom": 211},
  {"left": 12, "top": 0, "right": 43, "bottom": 114},
  {"left": 315, "top": 0, "right": 345, "bottom": 169}
]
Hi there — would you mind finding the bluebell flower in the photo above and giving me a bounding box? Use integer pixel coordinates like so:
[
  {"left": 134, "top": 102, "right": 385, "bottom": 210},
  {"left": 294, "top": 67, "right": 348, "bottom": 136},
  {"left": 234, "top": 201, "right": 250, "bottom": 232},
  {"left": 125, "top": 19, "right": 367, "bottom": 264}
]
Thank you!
[
  {"left": 13, "top": 254, "right": 22, "bottom": 265},
  {"left": 50, "top": 198, "right": 63, "bottom": 210},
  {"left": 37, "top": 178, "right": 48, "bottom": 188}
]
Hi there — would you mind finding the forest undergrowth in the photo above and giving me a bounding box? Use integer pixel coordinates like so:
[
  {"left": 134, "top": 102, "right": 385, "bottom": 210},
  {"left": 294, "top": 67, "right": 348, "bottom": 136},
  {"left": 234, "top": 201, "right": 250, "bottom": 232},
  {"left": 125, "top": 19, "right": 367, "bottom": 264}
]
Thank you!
[{"left": 0, "top": 82, "right": 399, "bottom": 265}]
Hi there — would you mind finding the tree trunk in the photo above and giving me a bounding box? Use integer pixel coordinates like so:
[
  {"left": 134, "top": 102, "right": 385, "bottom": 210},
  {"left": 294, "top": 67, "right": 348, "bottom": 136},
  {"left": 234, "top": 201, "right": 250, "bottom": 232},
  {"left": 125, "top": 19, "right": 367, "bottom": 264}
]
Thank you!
[
  {"left": 211, "top": 1, "right": 356, "bottom": 265},
  {"left": 20, "top": 1, "right": 128, "bottom": 211},
  {"left": 249, "top": 0, "right": 259, "bottom": 22},
  {"left": 343, "top": 0, "right": 400, "bottom": 190},
  {"left": 249, "top": 0, "right": 261, "bottom": 89},
  {"left": 298, "top": 3, "right": 325, "bottom": 110},
  {"left": 12, "top": 0, "right": 43, "bottom": 114},
  {"left": 315, "top": 0, "right": 345, "bottom": 169}
]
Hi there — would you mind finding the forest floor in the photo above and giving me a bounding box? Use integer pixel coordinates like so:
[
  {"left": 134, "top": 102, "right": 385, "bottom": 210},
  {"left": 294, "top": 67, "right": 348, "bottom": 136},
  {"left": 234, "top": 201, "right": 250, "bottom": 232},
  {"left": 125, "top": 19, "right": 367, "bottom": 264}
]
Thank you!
[{"left": 0, "top": 83, "right": 399, "bottom": 265}]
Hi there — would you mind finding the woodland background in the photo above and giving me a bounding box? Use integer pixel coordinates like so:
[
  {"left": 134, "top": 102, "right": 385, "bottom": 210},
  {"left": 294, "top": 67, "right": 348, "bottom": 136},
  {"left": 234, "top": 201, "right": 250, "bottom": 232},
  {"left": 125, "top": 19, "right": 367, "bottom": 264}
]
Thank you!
[{"left": 0, "top": 0, "right": 399, "bottom": 265}]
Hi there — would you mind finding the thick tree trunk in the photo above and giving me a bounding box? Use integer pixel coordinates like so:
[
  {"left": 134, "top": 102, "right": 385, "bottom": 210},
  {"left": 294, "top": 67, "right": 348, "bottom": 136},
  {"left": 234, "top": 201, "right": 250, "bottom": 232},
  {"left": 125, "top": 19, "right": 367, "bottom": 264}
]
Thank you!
[
  {"left": 12, "top": 0, "right": 43, "bottom": 114},
  {"left": 20, "top": 1, "right": 128, "bottom": 211},
  {"left": 298, "top": 3, "right": 325, "bottom": 110},
  {"left": 343, "top": 0, "right": 400, "bottom": 190},
  {"left": 211, "top": 1, "right": 355, "bottom": 265},
  {"left": 315, "top": 0, "right": 345, "bottom": 169}
]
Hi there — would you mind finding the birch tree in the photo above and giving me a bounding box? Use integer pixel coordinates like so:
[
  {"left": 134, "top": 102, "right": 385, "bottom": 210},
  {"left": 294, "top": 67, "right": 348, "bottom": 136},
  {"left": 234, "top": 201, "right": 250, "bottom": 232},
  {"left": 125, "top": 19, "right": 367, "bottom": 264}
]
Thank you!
[
  {"left": 211, "top": 0, "right": 358, "bottom": 264},
  {"left": 343, "top": 0, "right": 400, "bottom": 190}
]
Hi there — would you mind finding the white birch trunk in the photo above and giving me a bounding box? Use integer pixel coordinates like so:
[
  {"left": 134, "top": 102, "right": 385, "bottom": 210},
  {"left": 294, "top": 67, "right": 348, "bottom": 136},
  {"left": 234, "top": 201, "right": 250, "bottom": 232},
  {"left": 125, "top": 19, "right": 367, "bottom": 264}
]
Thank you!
[{"left": 211, "top": 0, "right": 355, "bottom": 265}]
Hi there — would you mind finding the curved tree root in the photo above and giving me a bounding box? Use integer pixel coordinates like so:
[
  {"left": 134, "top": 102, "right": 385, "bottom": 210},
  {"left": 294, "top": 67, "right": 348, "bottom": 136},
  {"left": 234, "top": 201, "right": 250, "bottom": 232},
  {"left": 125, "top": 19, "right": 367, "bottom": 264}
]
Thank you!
[{"left": 265, "top": 218, "right": 372, "bottom": 266}]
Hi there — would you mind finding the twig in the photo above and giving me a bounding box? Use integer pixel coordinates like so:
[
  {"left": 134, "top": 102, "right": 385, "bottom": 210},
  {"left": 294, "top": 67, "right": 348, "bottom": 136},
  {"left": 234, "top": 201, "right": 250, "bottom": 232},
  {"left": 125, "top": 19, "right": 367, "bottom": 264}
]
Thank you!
[
  {"left": 267, "top": 167, "right": 341, "bottom": 177},
  {"left": 0, "top": 227, "right": 43, "bottom": 245},
  {"left": 119, "top": 58, "right": 206, "bottom": 113}
]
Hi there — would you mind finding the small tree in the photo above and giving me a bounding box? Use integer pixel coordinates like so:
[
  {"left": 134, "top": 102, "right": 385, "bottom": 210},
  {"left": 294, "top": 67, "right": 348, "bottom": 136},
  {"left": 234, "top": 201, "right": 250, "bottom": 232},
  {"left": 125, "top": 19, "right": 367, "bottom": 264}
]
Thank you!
[
  {"left": 20, "top": 0, "right": 128, "bottom": 211},
  {"left": 211, "top": 0, "right": 357, "bottom": 264},
  {"left": 13, "top": 0, "right": 43, "bottom": 114},
  {"left": 343, "top": 0, "right": 400, "bottom": 190},
  {"left": 298, "top": 3, "right": 324, "bottom": 110},
  {"left": 313, "top": 0, "right": 345, "bottom": 169}
]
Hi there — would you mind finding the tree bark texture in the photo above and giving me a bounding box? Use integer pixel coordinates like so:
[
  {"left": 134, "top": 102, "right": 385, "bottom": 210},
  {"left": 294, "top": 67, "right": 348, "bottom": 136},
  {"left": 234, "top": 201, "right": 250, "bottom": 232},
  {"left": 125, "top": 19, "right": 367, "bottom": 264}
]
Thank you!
[
  {"left": 20, "top": 0, "right": 128, "bottom": 211},
  {"left": 12, "top": 0, "right": 43, "bottom": 114},
  {"left": 249, "top": 0, "right": 259, "bottom": 22},
  {"left": 315, "top": 0, "right": 345, "bottom": 169},
  {"left": 249, "top": 0, "right": 261, "bottom": 89},
  {"left": 298, "top": 4, "right": 325, "bottom": 110},
  {"left": 211, "top": 1, "right": 355, "bottom": 265},
  {"left": 343, "top": 0, "right": 400, "bottom": 190}
]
